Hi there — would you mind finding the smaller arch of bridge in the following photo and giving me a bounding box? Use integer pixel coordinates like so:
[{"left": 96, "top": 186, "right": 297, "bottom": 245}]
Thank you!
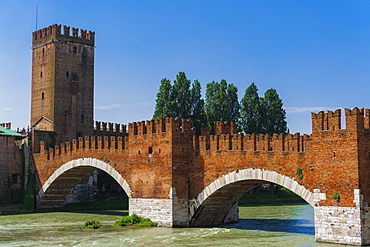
[
  {"left": 37, "top": 158, "right": 132, "bottom": 201},
  {"left": 190, "top": 168, "right": 314, "bottom": 219}
]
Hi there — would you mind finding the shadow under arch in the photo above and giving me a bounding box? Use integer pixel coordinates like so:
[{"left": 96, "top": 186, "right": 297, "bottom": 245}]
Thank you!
[
  {"left": 189, "top": 168, "right": 314, "bottom": 226},
  {"left": 36, "top": 158, "right": 132, "bottom": 208}
]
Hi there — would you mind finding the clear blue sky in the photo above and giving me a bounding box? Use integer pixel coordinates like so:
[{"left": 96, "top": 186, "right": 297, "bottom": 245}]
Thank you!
[{"left": 1, "top": 1, "right": 370, "bottom": 134}]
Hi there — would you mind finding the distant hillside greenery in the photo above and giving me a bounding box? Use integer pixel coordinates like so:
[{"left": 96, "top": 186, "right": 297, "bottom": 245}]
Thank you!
[{"left": 153, "top": 72, "right": 287, "bottom": 134}]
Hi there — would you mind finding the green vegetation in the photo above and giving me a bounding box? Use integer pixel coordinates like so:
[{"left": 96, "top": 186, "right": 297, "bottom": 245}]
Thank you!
[
  {"left": 57, "top": 227, "right": 70, "bottom": 231},
  {"left": 113, "top": 214, "right": 157, "bottom": 227},
  {"left": 152, "top": 72, "right": 287, "bottom": 135},
  {"left": 205, "top": 79, "right": 240, "bottom": 133},
  {"left": 296, "top": 167, "right": 303, "bottom": 180},
  {"left": 240, "top": 83, "right": 287, "bottom": 134},
  {"left": 333, "top": 193, "right": 340, "bottom": 202},
  {"left": 83, "top": 220, "right": 102, "bottom": 229},
  {"left": 153, "top": 72, "right": 205, "bottom": 134},
  {"left": 239, "top": 187, "right": 305, "bottom": 205}
]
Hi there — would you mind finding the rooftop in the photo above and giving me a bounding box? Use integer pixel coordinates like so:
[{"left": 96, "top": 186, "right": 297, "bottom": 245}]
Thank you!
[{"left": 0, "top": 126, "right": 22, "bottom": 136}]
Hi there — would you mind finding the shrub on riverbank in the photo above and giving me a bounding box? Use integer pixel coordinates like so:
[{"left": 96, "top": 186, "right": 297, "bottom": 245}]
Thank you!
[
  {"left": 83, "top": 220, "right": 102, "bottom": 229},
  {"left": 113, "top": 214, "right": 157, "bottom": 227}
]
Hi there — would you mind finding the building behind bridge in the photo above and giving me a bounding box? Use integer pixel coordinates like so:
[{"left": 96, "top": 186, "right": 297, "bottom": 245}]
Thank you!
[{"left": 0, "top": 123, "right": 26, "bottom": 203}]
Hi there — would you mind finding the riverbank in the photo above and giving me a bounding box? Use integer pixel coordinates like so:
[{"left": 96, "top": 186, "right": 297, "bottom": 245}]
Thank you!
[
  {"left": 0, "top": 187, "right": 304, "bottom": 213},
  {"left": 239, "top": 187, "right": 305, "bottom": 205}
]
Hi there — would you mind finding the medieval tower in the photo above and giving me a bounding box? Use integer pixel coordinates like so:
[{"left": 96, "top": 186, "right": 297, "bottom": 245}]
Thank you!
[{"left": 31, "top": 24, "right": 95, "bottom": 148}]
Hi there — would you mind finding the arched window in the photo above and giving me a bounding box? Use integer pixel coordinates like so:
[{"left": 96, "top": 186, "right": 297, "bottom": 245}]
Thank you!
[{"left": 73, "top": 46, "right": 77, "bottom": 53}]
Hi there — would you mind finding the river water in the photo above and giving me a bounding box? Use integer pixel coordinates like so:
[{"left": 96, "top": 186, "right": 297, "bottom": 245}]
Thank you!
[{"left": 0, "top": 204, "right": 342, "bottom": 247}]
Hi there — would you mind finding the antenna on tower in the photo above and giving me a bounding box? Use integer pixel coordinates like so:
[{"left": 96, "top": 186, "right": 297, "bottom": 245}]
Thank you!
[{"left": 35, "top": 6, "right": 38, "bottom": 30}]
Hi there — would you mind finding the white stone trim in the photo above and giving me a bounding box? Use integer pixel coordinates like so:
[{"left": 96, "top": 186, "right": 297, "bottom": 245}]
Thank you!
[
  {"left": 37, "top": 158, "right": 132, "bottom": 200},
  {"left": 190, "top": 168, "right": 314, "bottom": 217},
  {"left": 314, "top": 189, "right": 326, "bottom": 206},
  {"left": 129, "top": 198, "right": 173, "bottom": 227}
]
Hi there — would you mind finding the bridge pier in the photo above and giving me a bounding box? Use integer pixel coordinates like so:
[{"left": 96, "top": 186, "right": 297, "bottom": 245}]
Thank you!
[
  {"left": 314, "top": 205, "right": 370, "bottom": 245},
  {"left": 314, "top": 189, "right": 370, "bottom": 245},
  {"left": 129, "top": 188, "right": 190, "bottom": 227}
]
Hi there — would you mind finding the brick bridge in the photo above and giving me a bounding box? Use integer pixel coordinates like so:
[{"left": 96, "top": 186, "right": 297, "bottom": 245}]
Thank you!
[{"left": 34, "top": 108, "right": 370, "bottom": 245}]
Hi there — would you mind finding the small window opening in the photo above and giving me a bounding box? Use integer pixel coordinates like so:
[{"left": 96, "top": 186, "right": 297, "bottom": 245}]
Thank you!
[
  {"left": 40, "top": 72, "right": 43, "bottom": 78},
  {"left": 42, "top": 48, "right": 45, "bottom": 55},
  {"left": 41, "top": 92, "right": 45, "bottom": 99},
  {"left": 138, "top": 150, "right": 141, "bottom": 155},
  {"left": 12, "top": 174, "right": 19, "bottom": 184},
  {"left": 158, "top": 149, "right": 161, "bottom": 153},
  {"left": 73, "top": 46, "right": 77, "bottom": 53},
  {"left": 66, "top": 71, "right": 69, "bottom": 77},
  {"left": 81, "top": 114, "right": 84, "bottom": 123},
  {"left": 148, "top": 147, "right": 153, "bottom": 154}
]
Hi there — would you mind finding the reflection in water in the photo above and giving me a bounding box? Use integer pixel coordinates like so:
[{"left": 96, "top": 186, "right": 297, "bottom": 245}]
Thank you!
[{"left": 0, "top": 204, "right": 342, "bottom": 247}]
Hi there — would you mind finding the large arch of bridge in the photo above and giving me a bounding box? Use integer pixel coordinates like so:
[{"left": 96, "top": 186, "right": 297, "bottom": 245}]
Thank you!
[
  {"left": 189, "top": 168, "right": 314, "bottom": 226},
  {"left": 37, "top": 158, "right": 132, "bottom": 206}
]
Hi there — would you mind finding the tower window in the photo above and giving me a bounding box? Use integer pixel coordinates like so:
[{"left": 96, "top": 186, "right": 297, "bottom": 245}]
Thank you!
[
  {"left": 73, "top": 46, "right": 77, "bottom": 53},
  {"left": 41, "top": 92, "right": 45, "bottom": 99},
  {"left": 66, "top": 71, "right": 69, "bottom": 77},
  {"left": 40, "top": 72, "right": 43, "bottom": 78},
  {"left": 42, "top": 48, "right": 45, "bottom": 55}
]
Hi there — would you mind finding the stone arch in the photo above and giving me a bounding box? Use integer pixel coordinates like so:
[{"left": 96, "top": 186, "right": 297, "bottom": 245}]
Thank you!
[
  {"left": 189, "top": 168, "right": 314, "bottom": 226},
  {"left": 37, "top": 158, "right": 132, "bottom": 207}
]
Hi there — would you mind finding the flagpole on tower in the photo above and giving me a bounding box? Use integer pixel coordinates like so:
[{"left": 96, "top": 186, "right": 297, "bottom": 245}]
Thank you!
[{"left": 36, "top": 6, "right": 38, "bottom": 30}]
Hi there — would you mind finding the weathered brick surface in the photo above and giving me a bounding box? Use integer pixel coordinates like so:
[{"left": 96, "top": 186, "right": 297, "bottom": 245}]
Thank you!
[
  {"left": 34, "top": 108, "right": 370, "bottom": 245},
  {"left": 0, "top": 135, "right": 24, "bottom": 201},
  {"left": 31, "top": 24, "right": 95, "bottom": 146}
]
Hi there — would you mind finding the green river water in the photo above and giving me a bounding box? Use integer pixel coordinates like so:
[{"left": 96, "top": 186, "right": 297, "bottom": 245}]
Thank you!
[{"left": 0, "top": 204, "right": 342, "bottom": 247}]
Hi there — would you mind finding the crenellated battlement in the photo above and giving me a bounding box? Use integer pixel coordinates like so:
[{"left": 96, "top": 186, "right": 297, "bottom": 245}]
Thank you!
[
  {"left": 38, "top": 108, "right": 370, "bottom": 161},
  {"left": 94, "top": 121, "right": 127, "bottom": 136},
  {"left": 311, "top": 107, "right": 370, "bottom": 134},
  {"left": 0, "top": 123, "right": 11, "bottom": 129},
  {"left": 32, "top": 24, "right": 95, "bottom": 47},
  {"left": 128, "top": 118, "right": 196, "bottom": 137},
  {"left": 39, "top": 135, "right": 127, "bottom": 160},
  {"left": 215, "top": 121, "right": 237, "bottom": 135},
  {"left": 195, "top": 131, "right": 307, "bottom": 153}
]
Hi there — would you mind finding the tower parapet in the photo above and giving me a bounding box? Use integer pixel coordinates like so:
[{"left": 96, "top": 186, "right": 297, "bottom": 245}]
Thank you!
[
  {"left": 311, "top": 108, "right": 369, "bottom": 135},
  {"left": 94, "top": 121, "right": 127, "bottom": 136},
  {"left": 32, "top": 24, "right": 95, "bottom": 48}
]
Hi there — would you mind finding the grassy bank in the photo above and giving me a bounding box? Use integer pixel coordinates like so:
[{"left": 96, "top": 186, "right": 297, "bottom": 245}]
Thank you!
[{"left": 239, "top": 187, "right": 306, "bottom": 205}]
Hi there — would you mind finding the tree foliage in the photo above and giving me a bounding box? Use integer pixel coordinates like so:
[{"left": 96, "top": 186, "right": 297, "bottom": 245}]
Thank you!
[
  {"left": 240, "top": 83, "right": 287, "bottom": 134},
  {"left": 204, "top": 80, "right": 239, "bottom": 132},
  {"left": 153, "top": 78, "right": 173, "bottom": 119},
  {"left": 261, "top": 88, "right": 287, "bottom": 134},
  {"left": 153, "top": 72, "right": 204, "bottom": 130},
  {"left": 240, "top": 83, "right": 261, "bottom": 134},
  {"left": 153, "top": 72, "right": 287, "bottom": 135}
]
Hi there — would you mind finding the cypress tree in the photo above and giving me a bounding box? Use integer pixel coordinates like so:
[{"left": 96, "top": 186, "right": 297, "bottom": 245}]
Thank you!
[
  {"left": 240, "top": 83, "right": 262, "bottom": 134},
  {"left": 261, "top": 88, "right": 287, "bottom": 134},
  {"left": 205, "top": 80, "right": 239, "bottom": 133},
  {"left": 153, "top": 78, "right": 174, "bottom": 119},
  {"left": 172, "top": 72, "right": 192, "bottom": 119}
]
